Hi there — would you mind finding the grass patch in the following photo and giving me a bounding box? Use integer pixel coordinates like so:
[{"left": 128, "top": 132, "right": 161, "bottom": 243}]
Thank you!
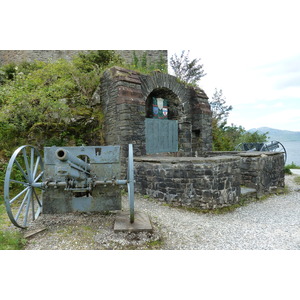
[
  {"left": 146, "top": 238, "right": 164, "bottom": 249},
  {"left": 0, "top": 202, "right": 26, "bottom": 250},
  {"left": 285, "top": 162, "right": 300, "bottom": 174},
  {"left": 171, "top": 201, "right": 248, "bottom": 215},
  {"left": 0, "top": 230, "right": 26, "bottom": 250}
]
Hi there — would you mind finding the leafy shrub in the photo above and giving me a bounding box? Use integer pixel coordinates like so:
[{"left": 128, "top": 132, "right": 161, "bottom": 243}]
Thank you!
[
  {"left": 285, "top": 162, "right": 300, "bottom": 174},
  {"left": 130, "top": 51, "right": 167, "bottom": 73},
  {"left": 0, "top": 51, "right": 124, "bottom": 154},
  {"left": 285, "top": 162, "right": 300, "bottom": 169}
]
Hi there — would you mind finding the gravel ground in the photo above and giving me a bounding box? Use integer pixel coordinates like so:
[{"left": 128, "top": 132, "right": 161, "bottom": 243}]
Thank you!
[{"left": 23, "top": 174, "right": 300, "bottom": 250}]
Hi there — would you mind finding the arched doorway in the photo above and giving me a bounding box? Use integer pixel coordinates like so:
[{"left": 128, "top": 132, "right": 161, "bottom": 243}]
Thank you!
[{"left": 145, "top": 88, "right": 179, "bottom": 154}]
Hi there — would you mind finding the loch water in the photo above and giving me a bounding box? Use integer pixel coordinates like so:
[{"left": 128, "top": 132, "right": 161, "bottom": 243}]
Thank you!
[{"left": 284, "top": 141, "right": 300, "bottom": 166}]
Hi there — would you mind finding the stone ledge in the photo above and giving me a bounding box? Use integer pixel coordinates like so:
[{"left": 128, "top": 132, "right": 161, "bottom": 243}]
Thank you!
[
  {"left": 134, "top": 155, "right": 240, "bottom": 164},
  {"left": 239, "top": 151, "right": 283, "bottom": 157}
]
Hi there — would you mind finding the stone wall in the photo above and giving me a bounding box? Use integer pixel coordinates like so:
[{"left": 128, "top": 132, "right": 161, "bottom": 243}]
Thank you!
[
  {"left": 95, "top": 67, "right": 145, "bottom": 172},
  {"left": 0, "top": 50, "right": 168, "bottom": 66},
  {"left": 134, "top": 156, "right": 241, "bottom": 209},
  {"left": 0, "top": 50, "right": 84, "bottom": 65},
  {"left": 239, "top": 152, "right": 285, "bottom": 195},
  {"left": 208, "top": 151, "right": 285, "bottom": 195},
  {"left": 134, "top": 151, "right": 285, "bottom": 208}
]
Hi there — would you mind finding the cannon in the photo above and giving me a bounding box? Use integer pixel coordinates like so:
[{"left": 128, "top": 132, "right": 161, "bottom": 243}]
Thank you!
[
  {"left": 4, "top": 144, "right": 134, "bottom": 228},
  {"left": 235, "top": 140, "right": 287, "bottom": 163}
]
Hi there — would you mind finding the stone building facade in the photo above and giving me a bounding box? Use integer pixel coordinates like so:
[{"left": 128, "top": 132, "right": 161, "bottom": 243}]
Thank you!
[
  {"left": 92, "top": 66, "right": 284, "bottom": 209},
  {"left": 93, "top": 66, "right": 212, "bottom": 161}
]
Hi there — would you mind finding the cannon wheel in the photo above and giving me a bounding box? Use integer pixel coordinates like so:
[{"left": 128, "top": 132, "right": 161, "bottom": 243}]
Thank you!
[
  {"left": 4, "top": 145, "right": 44, "bottom": 228},
  {"left": 127, "top": 144, "right": 134, "bottom": 223},
  {"left": 234, "top": 143, "right": 244, "bottom": 151},
  {"left": 264, "top": 141, "right": 287, "bottom": 163}
]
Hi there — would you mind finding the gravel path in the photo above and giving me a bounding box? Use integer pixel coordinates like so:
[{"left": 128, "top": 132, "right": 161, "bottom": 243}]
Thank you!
[
  {"left": 125, "top": 174, "right": 300, "bottom": 250},
  {"left": 24, "top": 174, "right": 300, "bottom": 250}
]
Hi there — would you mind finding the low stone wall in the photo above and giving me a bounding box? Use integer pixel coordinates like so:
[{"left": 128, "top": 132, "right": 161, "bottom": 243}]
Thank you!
[
  {"left": 208, "top": 151, "right": 285, "bottom": 195},
  {"left": 134, "top": 156, "right": 241, "bottom": 209},
  {"left": 239, "top": 152, "right": 285, "bottom": 195}
]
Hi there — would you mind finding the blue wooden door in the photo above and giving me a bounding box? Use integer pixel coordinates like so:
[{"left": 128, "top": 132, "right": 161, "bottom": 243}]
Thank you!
[{"left": 145, "top": 118, "right": 178, "bottom": 154}]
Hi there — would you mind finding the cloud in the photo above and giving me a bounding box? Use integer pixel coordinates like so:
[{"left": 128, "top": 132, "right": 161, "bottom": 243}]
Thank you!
[
  {"left": 258, "top": 55, "right": 300, "bottom": 90},
  {"left": 274, "top": 73, "right": 300, "bottom": 89},
  {"left": 228, "top": 104, "right": 300, "bottom": 131},
  {"left": 260, "top": 55, "right": 300, "bottom": 75}
]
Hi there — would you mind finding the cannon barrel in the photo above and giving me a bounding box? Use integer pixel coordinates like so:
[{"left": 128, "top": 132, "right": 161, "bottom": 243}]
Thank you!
[
  {"left": 264, "top": 141, "right": 280, "bottom": 151},
  {"left": 55, "top": 148, "right": 91, "bottom": 173}
]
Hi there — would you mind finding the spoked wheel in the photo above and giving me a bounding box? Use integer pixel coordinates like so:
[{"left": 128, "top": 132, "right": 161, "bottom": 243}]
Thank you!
[
  {"left": 263, "top": 141, "right": 287, "bottom": 163},
  {"left": 234, "top": 143, "right": 244, "bottom": 151},
  {"left": 4, "top": 145, "right": 44, "bottom": 229},
  {"left": 127, "top": 144, "right": 134, "bottom": 223}
]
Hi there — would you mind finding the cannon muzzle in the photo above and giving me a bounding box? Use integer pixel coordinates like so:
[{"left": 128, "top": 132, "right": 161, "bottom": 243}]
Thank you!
[{"left": 55, "top": 148, "right": 91, "bottom": 173}]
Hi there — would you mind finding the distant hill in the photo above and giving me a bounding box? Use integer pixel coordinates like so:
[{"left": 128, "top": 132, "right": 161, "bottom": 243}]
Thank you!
[{"left": 248, "top": 127, "right": 300, "bottom": 142}]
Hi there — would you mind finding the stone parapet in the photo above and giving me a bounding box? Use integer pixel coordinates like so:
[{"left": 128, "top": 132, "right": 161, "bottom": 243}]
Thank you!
[
  {"left": 134, "top": 156, "right": 241, "bottom": 209},
  {"left": 208, "top": 151, "right": 285, "bottom": 195},
  {"left": 239, "top": 152, "right": 285, "bottom": 195}
]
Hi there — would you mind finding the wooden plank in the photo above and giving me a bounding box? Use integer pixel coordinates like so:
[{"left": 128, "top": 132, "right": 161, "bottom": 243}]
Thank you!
[{"left": 24, "top": 227, "right": 47, "bottom": 239}]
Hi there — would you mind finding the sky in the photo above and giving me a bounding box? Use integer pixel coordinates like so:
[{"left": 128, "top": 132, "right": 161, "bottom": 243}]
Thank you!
[{"left": 167, "top": 1, "right": 300, "bottom": 132}]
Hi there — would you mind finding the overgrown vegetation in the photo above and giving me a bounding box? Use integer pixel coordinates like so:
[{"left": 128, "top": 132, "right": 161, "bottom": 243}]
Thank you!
[
  {"left": 0, "top": 51, "right": 125, "bottom": 155},
  {"left": 130, "top": 51, "right": 167, "bottom": 74}
]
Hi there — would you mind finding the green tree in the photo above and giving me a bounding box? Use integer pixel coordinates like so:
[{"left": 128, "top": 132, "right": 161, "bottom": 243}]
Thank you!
[
  {"left": 170, "top": 50, "right": 206, "bottom": 85},
  {"left": 210, "top": 88, "right": 232, "bottom": 127},
  {"left": 209, "top": 89, "right": 267, "bottom": 151}
]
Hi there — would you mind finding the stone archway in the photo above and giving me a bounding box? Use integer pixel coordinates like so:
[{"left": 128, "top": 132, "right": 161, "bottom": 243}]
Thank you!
[
  {"left": 145, "top": 87, "right": 180, "bottom": 120},
  {"left": 97, "top": 66, "right": 212, "bottom": 161}
]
